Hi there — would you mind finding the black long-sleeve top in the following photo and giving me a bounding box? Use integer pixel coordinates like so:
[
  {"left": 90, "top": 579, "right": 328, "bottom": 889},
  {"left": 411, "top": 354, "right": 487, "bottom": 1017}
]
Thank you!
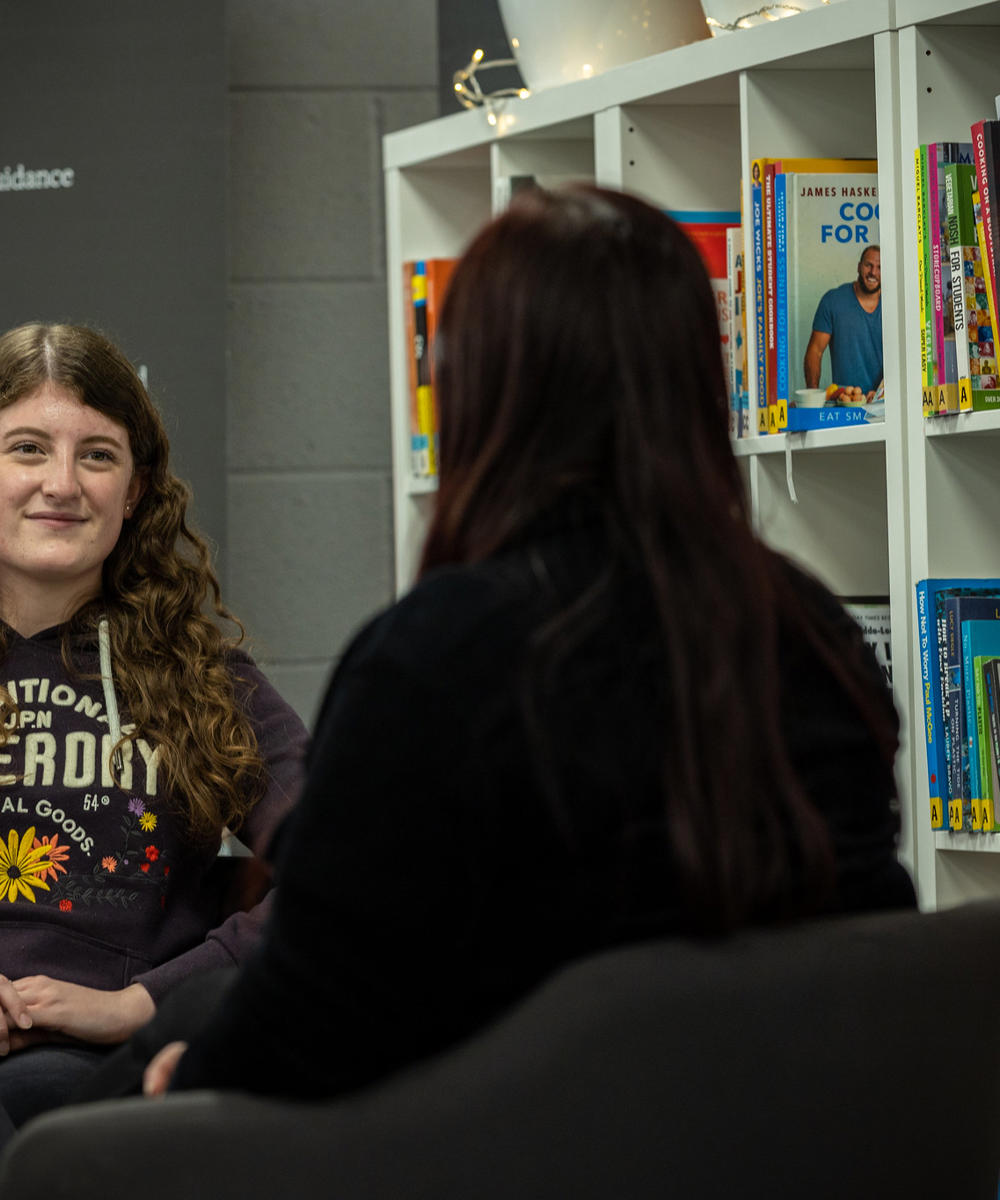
[{"left": 173, "top": 508, "right": 915, "bottom": 1098}]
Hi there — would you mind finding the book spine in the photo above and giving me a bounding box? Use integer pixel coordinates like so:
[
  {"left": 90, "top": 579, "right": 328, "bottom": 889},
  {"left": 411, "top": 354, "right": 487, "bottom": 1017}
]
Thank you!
[
  {"left": 961, "top": 622, "right": 985, "bottom": 829},
  {"left": 967, "top": 200, "right": 1000, "bottom": 415},
  {"left": 944, "top": 165, "right": 973, "bottom": 409},
  {"left": 915, "top": 148, "right": 933, "bottom": 417},
  {"left": 403, "top": 261, "right": 426, "bottom": 478},
  {"left": 973, "top": 187, "right": 1000, "bottom": 380},
  {"left": 974, "top": 654, "right": 994, "bottom": 829},
  {"left": 972, "top": 122, "right": 1000, "bottom": 329},
  {"left": 985, "top": 120, "right": 1000, "bottom": 323},
  {"left": 774, "top": 171, "right": 789, "bottom": 430},
  {"left": 726, "top": 227, "right": 744, "bottom": 438},
  {"left": 916, "top": 581, "right": 946, "bottom": 829},
  {"left": 945, "top": 601, "right": 964, "bottom": 828},
  {"left": 935, "top": 594, "right": 956, "bottom": 829},
  {"left": 984, "top": 658, "right": 1000, "bottom": 830},
  {"left": 764, "top": 163, "right": 778, "bottom": 433},
  {"left": 411, "top": 260, "right": 436, "bottom": 477},
  {"left": 738, "top": 239, "right": 749, "bottom": 436},
  {"left": 936, "top": 149, "right": 964, "bottom": 412},
  {"left": 928, "top": 145, "right": 946, "bottom": 399},
  {"left": 424, "top": 259, "right": 458, "bottom": 474},
  {"left": 751, "top": 170, "right": 767, "bottom": 435}
]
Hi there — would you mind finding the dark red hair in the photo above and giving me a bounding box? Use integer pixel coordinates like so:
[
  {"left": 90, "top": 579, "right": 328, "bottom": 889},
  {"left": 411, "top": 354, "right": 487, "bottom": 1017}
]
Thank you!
[{"left": 420, "top": 186, "right": 896, "bottom": 929}]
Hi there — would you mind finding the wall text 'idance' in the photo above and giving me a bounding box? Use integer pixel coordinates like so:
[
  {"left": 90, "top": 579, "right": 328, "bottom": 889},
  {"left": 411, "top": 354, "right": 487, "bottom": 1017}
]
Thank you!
[{"left": 0, "top": 164, "right": 75, "bottom": 192}]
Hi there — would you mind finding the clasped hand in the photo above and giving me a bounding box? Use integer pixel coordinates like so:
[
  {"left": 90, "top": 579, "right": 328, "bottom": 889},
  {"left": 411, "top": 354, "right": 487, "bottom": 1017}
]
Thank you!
[{"left": 0, "top": 974, "right": 154, "bottom": 1054}]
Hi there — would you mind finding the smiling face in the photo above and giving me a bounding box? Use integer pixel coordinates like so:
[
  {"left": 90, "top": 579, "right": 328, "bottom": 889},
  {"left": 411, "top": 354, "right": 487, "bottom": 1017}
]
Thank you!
[
  {"left": 857, "top": 247, "right": 881, "bottom": 295},
  {"left": 0, "top": 381, "right": 144, "bottom": 632}
]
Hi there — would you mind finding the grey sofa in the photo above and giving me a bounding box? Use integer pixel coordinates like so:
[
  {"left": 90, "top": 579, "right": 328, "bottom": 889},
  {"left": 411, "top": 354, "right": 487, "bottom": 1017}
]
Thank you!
[{"left": 2, "top": 900, "right": 1000, "bottom": 1199}]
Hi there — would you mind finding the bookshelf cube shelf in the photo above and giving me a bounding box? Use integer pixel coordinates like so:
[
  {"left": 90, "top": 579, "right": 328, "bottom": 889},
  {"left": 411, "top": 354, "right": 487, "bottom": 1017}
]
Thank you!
[{"left": 383, "top": 0, "right": 1000, "bottom": 909}]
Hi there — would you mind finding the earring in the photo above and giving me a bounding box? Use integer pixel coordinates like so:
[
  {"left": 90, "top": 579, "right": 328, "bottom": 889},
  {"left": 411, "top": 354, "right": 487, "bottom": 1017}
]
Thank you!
[{"left": 125, "top": 503, "right": 132, "bottom": 515}]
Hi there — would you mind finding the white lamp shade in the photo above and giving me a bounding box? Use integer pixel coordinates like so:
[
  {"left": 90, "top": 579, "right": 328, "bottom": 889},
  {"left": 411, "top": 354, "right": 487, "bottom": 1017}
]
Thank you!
[{"left": 497, "top": 0, "right": 711, "bottom": 92}]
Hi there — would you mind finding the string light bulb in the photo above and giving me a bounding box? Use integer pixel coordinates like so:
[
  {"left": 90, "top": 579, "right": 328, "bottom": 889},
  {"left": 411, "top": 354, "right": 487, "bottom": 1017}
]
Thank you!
[
  {"left": 453, "top": 47, "right": 531, "bottom": 126},
  {"left": 704, "top": 2, "right": 806, "bottom": 28}
]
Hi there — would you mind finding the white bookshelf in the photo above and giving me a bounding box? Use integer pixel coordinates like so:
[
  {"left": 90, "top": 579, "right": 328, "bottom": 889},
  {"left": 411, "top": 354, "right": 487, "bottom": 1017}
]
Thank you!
[{"left": 382, "top": 0, "right": 1000, "bottom": 909}]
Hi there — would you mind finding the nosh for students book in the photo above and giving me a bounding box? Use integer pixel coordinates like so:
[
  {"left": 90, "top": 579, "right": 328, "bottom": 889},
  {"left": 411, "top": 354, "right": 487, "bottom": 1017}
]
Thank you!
[{"left": 945, "top": 161, "right": 1000, "bottom": 413}]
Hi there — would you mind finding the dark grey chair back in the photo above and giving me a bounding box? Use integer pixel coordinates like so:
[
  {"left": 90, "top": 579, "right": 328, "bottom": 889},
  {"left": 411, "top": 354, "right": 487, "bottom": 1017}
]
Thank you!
[{"left": 3, "top": 901, "right": 998, "bottom": 1199}]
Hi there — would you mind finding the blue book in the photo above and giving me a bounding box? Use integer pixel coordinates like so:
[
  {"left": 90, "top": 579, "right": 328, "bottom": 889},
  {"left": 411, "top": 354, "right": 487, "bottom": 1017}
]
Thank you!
[
  {"left": 961, "top": 618, "right": 1000, "bottom": 829},
  {"left": 953, "top": 601, "right": 1000, "bottom": 827},
  {"left": 785, "top": 405, "right": 879, "bottom": 432},
  {"left": 915, "top": 579, "right": 1000, "bottom": 831},
  {"left": 774, "top": 171, "right": 789, "bottom": 430},
  {"left": 751, "top": 170, "right": 767, "bottom": 435}
]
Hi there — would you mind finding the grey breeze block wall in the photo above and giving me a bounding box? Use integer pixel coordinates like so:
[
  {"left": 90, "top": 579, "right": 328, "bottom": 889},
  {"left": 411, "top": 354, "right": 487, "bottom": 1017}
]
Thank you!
[{"left": 225, "top": 0, "right": 440, "bottom": 726}]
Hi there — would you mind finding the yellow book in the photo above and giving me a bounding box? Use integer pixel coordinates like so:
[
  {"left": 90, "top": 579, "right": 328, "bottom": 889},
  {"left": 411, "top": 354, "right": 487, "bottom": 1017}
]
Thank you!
[{"left": 915, "top": 147, "right": 933, "bottom": 418}]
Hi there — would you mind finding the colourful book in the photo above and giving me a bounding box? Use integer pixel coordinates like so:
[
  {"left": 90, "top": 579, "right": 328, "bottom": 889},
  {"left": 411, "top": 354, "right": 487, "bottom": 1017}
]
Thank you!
[
  {"left": 764, "top": 164, "right": 779, "bottom": 432},
  {"left": 915, "top": 579, "right": 1000, "bottom": 830},
  {"left": 973, "top": 186, "right": 1000, "bottom": 382},
  {"left": 782, "top": 171, "right": 880, "bottom": 412},
  {"left": 667, "top": 210, "right": 741, "bottom": 280},
  {"left": 726, "top": 226, "right": 748, "bottom": 438},
  {"left": 927, "top": 144, "right": 943, "bottom": 397},
  {"left": 402, "top": 260, "right": 428, "bottom": 477},
  {"left": 943, "top": 161, "right": 977, "bottom": 410},
  {"left": 946, "top": 163, "right": 1000, "bottom": 413},
  {"left": 915, "top": 147, "right": 932, "bottom": 415},
  {"left": 982, "top": 658, "right": 1000, "bottom": 830},
  {"left": 411, "top": 260, "right": 436, "bottom": 477},
  {"left": 669, "top": 211, "right": 741, "bottom": 438},
  {"left": 751, "top": 165, "right": 767, "bottom": 435},
  {"left": 927, "top": 143, "right": 973, "bottom": 412},
  {"left": 405, "top": 257, "right": 456, "bottom": 479},
  {"left": 969, "top": 644, "right": 1000, "bottom": 830},
  {"left": 947, "top": 597, "right": 1000, "bottom": 828},
  {"left": 972, "top": 121, "right": 1000, "bottom": 331},
  {"left": 784, "top": 405, "right": 881, "bottom": 432},
  {"left": 759, "top": 158, "right": 875, "bottom": 432},
  {"left": 774, "top": 170, "right": 789, "bottom": 430}
]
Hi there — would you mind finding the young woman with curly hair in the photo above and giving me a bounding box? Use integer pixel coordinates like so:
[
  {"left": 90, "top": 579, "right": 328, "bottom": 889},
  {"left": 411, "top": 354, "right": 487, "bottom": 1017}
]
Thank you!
[{"left": 0, "top": 321, "right": 307, "bottom": 1129}]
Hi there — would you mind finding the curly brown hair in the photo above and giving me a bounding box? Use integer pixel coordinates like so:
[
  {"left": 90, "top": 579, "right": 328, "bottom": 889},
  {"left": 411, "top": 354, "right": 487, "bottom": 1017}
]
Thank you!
[{"left": 0, "top": 321, "right": 264, "bottom": 840}]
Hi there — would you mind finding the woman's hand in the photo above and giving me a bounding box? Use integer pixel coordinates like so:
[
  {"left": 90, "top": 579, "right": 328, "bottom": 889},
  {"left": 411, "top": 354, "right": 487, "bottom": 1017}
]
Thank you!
[
  {"left": 9, "top": 977, "right": 155, "bottom": 1047},
  {"left": 0, "top": 973, "right": 33, "bottom": 1054},
  {"left": 143, "top": 1040, "right": 188, "bottom": 1096}
]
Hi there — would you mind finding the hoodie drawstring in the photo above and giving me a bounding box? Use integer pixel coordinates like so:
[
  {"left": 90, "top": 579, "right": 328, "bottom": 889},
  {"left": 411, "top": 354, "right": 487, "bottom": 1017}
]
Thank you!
[{"left": 98, "top": 617, "right": 124, "bottom": 774}]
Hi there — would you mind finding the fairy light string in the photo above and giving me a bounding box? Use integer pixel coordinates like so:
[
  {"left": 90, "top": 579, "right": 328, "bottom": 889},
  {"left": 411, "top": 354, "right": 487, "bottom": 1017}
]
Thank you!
[{"left": 453, "top": 47, "right": 531, "bottom": 127}]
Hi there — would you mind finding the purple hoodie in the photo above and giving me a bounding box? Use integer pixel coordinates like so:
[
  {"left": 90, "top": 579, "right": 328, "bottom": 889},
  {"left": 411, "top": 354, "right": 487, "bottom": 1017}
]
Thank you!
[{"left": 0, "top": 622, "right": 308, "bottom": 1002}]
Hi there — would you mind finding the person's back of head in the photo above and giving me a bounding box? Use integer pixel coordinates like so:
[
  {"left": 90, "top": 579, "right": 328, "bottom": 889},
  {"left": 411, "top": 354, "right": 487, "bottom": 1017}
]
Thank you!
[
  {"left": 422, "top": 185, "right": 741, "bottom": 568},
  {"left": 419, "top": 185, "right": 900, "bottom": 932}
]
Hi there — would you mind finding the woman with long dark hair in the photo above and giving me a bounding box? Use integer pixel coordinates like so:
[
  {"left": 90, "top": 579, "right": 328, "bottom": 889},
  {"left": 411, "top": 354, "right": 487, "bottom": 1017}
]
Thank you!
[{"left": 144, "top": 185, "right": 914, "bottom": 1100}]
